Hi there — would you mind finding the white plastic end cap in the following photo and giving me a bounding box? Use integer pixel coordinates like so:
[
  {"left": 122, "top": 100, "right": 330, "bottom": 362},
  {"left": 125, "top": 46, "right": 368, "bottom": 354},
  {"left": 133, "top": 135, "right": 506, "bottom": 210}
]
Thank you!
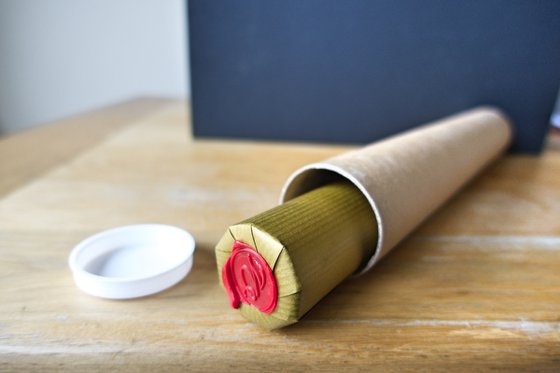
[{"left": 68, "top": 224, "right": 195, "bottom": 299}]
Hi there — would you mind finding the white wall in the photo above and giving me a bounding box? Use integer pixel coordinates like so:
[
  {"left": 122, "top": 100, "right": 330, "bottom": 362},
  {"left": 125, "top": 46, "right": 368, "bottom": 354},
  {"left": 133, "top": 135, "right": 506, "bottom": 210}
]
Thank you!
[{"left": 0, "top": 0, "right": 188, "bottom": 135}]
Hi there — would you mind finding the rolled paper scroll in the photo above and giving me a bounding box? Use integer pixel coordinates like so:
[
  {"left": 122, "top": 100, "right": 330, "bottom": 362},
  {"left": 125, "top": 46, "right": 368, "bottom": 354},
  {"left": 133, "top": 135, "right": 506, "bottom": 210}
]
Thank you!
[
  {"left": 216, "top": 181, "right": 377, "bottom": 329},
  {"left": 215, "top": 107, "right": 512, "bottom": 329}
]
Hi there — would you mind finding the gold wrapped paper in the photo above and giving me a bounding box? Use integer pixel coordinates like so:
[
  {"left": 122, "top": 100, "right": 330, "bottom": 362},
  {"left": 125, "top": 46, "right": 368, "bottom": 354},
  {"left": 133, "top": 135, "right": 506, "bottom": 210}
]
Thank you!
[
  {"left": 216, "top": 107, "right": 512, "bottom": 329},
  {"left": 215, "top": 181, "right": 377, "bottom": 329}
]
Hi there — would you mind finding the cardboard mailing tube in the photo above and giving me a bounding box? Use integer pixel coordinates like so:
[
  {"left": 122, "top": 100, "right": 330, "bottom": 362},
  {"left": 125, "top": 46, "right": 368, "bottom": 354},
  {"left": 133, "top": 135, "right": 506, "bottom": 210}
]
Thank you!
[{"left": 215, "top": 107, "right": 512, "bottom": 329}]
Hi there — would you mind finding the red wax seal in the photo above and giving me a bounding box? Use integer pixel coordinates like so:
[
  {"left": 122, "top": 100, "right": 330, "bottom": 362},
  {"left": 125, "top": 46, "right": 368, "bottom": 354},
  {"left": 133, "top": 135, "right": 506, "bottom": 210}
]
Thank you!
[{"left": 222, "top": 240, "right": 278, "bottom": 314}]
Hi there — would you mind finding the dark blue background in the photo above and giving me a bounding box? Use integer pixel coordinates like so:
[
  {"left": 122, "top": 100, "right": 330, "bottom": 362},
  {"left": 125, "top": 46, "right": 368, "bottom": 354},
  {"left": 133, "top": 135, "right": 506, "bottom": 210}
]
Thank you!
[{"left": 189, "top": 0, "right": 560, "bottom": 153}]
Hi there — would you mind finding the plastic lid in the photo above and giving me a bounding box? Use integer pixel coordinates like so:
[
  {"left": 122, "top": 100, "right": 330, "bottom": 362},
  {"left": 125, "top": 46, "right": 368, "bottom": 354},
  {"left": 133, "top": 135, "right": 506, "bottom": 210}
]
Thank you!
[{"left": 68, "top": 224, "right": 195, "bottom": 299}]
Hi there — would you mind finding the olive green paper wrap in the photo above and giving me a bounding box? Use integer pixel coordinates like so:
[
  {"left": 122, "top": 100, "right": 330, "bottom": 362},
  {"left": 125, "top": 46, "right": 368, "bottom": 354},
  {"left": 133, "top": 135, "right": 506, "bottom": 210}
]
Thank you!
[
  {"left": 215, "top": 181, "right": 377, "bottom": 330},
  {"left": 216, "top": 106, "right": 512, "bottom": 329}
]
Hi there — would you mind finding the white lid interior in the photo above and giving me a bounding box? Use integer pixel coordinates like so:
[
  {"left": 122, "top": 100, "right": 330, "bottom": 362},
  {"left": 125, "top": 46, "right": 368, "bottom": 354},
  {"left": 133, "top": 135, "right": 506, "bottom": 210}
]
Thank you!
[{"left": 68, "top": 224, "right": 196, "bottom": 299}]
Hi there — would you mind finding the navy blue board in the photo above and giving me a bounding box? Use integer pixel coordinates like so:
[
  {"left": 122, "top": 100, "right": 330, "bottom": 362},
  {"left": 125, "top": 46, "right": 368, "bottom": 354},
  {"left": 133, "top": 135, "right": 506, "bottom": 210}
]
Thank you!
[{"left": 188, "top": 1, "right": 560, "bottom": 153}]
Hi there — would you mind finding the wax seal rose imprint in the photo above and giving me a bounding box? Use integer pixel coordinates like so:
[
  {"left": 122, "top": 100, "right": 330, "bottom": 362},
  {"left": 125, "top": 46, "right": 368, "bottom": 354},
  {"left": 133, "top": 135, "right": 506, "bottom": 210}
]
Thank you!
[{"left": 222, "top": 240, "right": 278, "bottom": 314}]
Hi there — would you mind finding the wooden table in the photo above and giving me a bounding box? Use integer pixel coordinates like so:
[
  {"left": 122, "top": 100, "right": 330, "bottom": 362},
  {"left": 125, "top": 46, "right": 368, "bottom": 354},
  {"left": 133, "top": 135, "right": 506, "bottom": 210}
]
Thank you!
[{"left": 1, "top": 98, "right": 559, "bottom": 371}]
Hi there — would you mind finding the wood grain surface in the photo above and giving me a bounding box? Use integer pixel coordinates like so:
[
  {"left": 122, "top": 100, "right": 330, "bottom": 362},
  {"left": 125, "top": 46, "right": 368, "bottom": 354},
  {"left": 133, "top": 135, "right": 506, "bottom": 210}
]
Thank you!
[{"left": 0, "top": 99, "right": 559, "bottom": 372}]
